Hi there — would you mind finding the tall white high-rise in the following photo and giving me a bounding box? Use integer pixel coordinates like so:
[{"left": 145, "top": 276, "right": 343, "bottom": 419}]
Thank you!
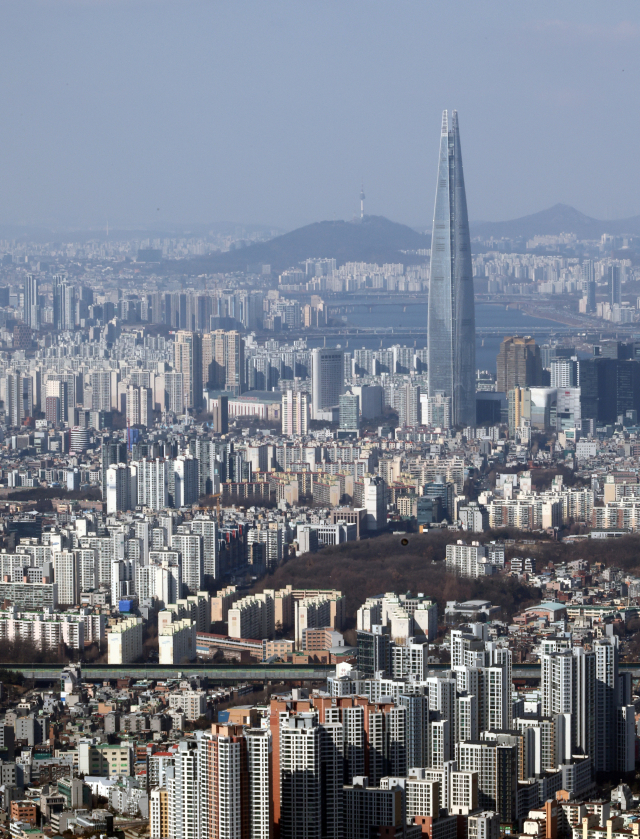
[
  {"left": 172, "top": 741, "right": 199, "bottom": 839},
  {"left": 246, "top": 728, "right": 271, "bottom": 839},
  {"left": 171, "top": 533, "right": 203, "bottom": 595},
  {"left": 173, "top": 455, "right": 199, "bottom": 508},
  {"left": 106, "top": 464, "right": 136, "bottom": 514},
  {"left": 191, "top": 517, "right": 219, "bottom": 585},
  {"left": 134, "top": 458, "right": 169, "bottom": 511},
  {"left": 280, "top": 714, "right": 321, "bottom": 839},
  {"left": 282, "top": 389, "right": 309, "bottom": 435},
  {"left": 53, "top": 550, "right": 80, "bottom": 606}
]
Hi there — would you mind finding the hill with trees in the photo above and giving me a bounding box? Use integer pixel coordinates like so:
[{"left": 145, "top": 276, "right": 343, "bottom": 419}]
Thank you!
[
  {"left": 254, "top": 531, "right": 539, "bottom": 626},
  {"left": 172, "top": 215, "right": 431, "bottom": 274}
]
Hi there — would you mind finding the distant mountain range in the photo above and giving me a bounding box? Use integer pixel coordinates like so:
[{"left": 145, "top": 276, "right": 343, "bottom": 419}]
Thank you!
[
  {"left": 182, "top": 215, "right": 431, "bottom": 274},
  {"left": 471, "top": 203, "right": 640, "bottom": 241}
]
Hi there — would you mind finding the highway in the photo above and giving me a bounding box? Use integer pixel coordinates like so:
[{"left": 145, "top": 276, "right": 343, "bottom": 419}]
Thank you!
[
  {"left": 3, "top": 661, "right": 640, "bottom": 684},
  {"left": 0, "top": 663, "right": 336, "bottom": 684}
]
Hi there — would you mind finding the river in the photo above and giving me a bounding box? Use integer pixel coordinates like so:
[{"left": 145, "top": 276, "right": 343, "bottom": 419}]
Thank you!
[{"left": 307, "top": 301, "right": 561, "bottom": 373}]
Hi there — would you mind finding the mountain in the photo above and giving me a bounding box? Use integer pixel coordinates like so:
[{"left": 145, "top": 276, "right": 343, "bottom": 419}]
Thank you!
[
  {"left": 472, "top": 203, "right": 640, "bottom": 241},
  {"left": 180, "top": 215, "right": 431, "bottom": 274}
]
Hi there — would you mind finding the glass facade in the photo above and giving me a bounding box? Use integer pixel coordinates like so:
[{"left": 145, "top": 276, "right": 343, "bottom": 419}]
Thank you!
[{"left": 427, "top": 110, "right": 476, "bottom": 426}]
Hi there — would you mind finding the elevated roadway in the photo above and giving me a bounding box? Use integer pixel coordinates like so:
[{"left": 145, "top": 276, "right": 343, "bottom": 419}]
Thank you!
[
  {"left": 0, "top": 663, "right": 335, "bottom": 684},
  {"left": 4, "top": 662, "right": 640, "bottom": 684}
]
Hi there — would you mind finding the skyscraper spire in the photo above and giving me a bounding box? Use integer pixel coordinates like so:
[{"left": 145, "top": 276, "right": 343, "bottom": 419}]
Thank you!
[{"left": 427, "top": 110, "right": 476, "bottom": 426}]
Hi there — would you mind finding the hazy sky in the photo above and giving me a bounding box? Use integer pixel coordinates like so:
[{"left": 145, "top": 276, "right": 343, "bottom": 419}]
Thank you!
[{"left": 3, "top": 1, "right": 640, "bottom": 231}]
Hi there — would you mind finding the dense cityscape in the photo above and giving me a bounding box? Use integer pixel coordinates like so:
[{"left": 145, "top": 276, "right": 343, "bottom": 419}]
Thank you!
[
  {"left": 0, "top": 102, "right": 639, "bottom": 839},
  {"left": 5, "top": 2, "right": 640, "bottom": 838}
]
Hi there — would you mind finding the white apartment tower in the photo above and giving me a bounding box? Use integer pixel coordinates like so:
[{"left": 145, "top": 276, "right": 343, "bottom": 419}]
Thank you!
[
  {"left": 279, "top": 714, "right": 321, "bottom": 839},
  {"left": 282, "top": 389, "right": 309, "bottom": 435}
]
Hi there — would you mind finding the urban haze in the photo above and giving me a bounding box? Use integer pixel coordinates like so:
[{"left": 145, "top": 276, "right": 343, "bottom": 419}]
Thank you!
[{"left": 0, "top": 5, "right": 639, "bottom": 839}]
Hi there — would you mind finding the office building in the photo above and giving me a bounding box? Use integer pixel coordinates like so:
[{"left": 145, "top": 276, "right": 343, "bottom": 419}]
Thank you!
[
  {"left": 507, "top": 387, "right": 531, "bottom": 435},
  {"left": 24, "top": 274, "right": 39, "bottom": 330},
  {"left": 427, "top": 110, "right": 476, "bottom": 426},
  {"left": 6, "top": 373, "right": 33, "bottom": 428},
  {"left": 610, "top": 265, "right": 621, "bottom": 306},
  {"left": 338, "top": 392, "right": 359, "bottom": 432},
  {"left": 550, "top": 358, "right": 579, "bottom": 388},
  {"left": 583, "top": 259, "right": 596, "bottom": 313},
  {"left": 311, "top": 348, "right": 344, "bottom": 419},
  {"left": 496, "top": 336, "right": 543, "bottom": 394}
]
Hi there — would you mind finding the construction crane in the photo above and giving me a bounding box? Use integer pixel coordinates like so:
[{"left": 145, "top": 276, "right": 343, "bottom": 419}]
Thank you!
[{"left": 194, "top": 492, "right": 222, "bottom": 526}]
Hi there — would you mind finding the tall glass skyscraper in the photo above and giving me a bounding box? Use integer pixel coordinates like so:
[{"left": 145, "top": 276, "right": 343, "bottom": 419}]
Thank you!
[{"left": 427, "top": 110, "right": 476, "bottom": 426}]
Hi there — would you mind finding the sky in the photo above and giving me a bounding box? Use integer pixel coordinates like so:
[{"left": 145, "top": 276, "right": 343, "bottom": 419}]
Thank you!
[{"left": 2, "top": 1, "right": 640, "bottom": 232}]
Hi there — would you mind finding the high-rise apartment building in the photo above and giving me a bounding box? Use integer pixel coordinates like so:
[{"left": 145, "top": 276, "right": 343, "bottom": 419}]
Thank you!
[
  {"left": 311, "top": 348, "right": 344, "bottom": 419},
  {"left": 203, "top": 330, "right": 245, "bottom": 396},
  {"left": 173, "top": 455, "right": 199, "bottom": 508},
  {"left": 282, "top": 390, "right": 309, "bottom": 435},
  {"left": 134, "top": 458, "right": 169, "bottom": 511},
  {"left": 126, "top": 385, "right": 152, "bottom": 428},
  {"left": 279, "top": 714, "right": 321, "bottom": 839},
  {"left": 53, "top": 550, "right": 80, "bottom": 606},
  {"left": 173, "top": 332, "right": 203, "bottom": 411},
  {"left": 106, "top": 463, "right": 135, "bottom": 514},
  {"left": 171, "top": 533, "right": 203, "bottom": 594},
  {"left": 101, "top": 440, "right": 127, "bottom": 500},
  {"left": 427, "top": 110, "right": 476, "bottom": 426},
  {"left": 6, "top": 374, "right": 33, "bottom": 428},
  {"left": 496, "top": 337, "right": 543, "bottom": 394},
  {"left": 164, "top": 372, "right": 185, "bottom": 415},
  {"left": 91, "top": 370, "right": 114, "bottom": 412}
]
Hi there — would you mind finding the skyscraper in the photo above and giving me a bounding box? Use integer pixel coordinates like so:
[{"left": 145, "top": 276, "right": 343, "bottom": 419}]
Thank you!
[
  {"left": 610, "top": 265, "right": 621, "bottom": 306},
  {"left": 173, "top": 331, "right": 203, "bottom": 411},
  {"left": 427, "top": 110, "right": 476, "bottom": 426},
  {"left": 282, "top": 389, "right": 309, "bottom": 435},
  {"left": 311, "top": 348, "right": 344, "bottom": 419},
  {"left": 583, "top": 259, "right": 596, "bottom": 312},
  {"left": 496, "top": 336, "right": 543, "bottom": 393},
  {"left": 24, "top": 274, "right": 40, "bottom": 330}
]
